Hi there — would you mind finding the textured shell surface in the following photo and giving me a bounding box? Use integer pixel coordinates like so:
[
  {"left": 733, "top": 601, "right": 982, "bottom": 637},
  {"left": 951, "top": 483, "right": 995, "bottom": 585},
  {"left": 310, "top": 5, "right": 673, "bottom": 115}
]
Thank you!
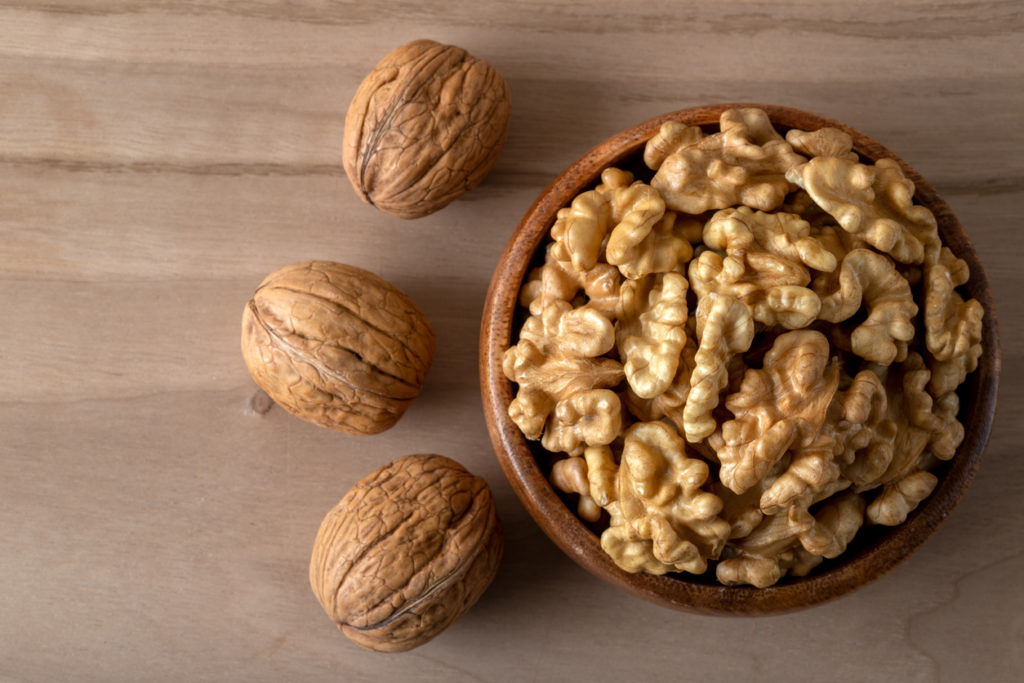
[
  {"left": 241, "top": 260, "right": 435, "bottom": 434},
  {"left": 309, "top": 454, "right": 503, "bottom": 652},
  {"left": 343, "top": 39, "right": 511, "bottom": 218}
]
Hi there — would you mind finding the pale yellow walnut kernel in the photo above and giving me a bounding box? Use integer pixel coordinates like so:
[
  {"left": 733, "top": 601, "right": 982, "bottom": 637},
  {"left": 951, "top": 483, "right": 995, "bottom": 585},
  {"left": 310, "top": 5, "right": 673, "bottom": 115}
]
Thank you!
[
  {"left": 715, "top": 510, "right": 810, "bottom": 587},
  {"left": 862, "top": 354, "right": 960, "bottom": 498},
  {"left": 689, "top": 207, "right": 833, "bottom": 329},
  {"left": 814, "top": 248, "right": 918, "bottom": 365},
  {"left": 866, "top": 470, "right": 938, "bottom": 526},
  {"left": 622, "top": 335, "right": 698, "bottom": 437},
  {"left": 542, "top": 389, "right": 622, "bottom": 457},
  {"left": 503, "top": 300, "right": 623, "bottom": 441},
  {"left": 606, "top": 183, "right": 665, "bottom": 264},
  {"left": 786, "top": 157, "right": 941, "bottom": 265},
  {"left": 793, "top": 491, "right": 866, "bottom": 559},
  {"left": 550, "top": 456, "right": 603, "bottom": 523},
  {"left": 601, "top": 422, "right": 731, "bottom": 575},
  {"left": 924, "top": 247, "right": 983, "bottom": 365},
  {"left": 584, "top": 445, "right": 619, "bottom": 508},
  {"left": 703, "top": 206, "right": 837, "bottom": 273},
  {"left": 551, "top": 190, "right": 612, "bottom": 271},
  {"left": 683, "top": 293, "right": 755, "bottom": 443},
  {"left": 644, "top": 121, "right": 705, "bottom": 171},
  {"left": 709, "top": 330, "right": 839, "bottom": 496},
  {"left": 520, "top": 245, "right": 622, "bottom": 320},
  {"left": 759, "top": 432, "right": 843, "bottom": 515},
  {"left": 831, "top": 370, "right": 898, "bottom": 488},
  {"left": 651, "top": 108, "right": 806, "bottom": 214},
  {"left": 617, "top": 273, "right": 691, "bottom": 400},
  {"left": 784, "top": 127, "right": 859, "bottom": 161},
  {"left": 717, "top": 491, "right": 864, "bottom": 587}
]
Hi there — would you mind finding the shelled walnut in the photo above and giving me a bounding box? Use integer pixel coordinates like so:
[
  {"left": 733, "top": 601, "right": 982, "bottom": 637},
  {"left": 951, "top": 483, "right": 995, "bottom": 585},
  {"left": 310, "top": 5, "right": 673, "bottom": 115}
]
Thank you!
[
  {"left": 502, "top": 107, "right": 985, "bottom": 587},
  {"left": 241, "top": 260, "right": 434, "bottom": 435},
  {"left": 310, "top": 454, "right": 502, "bottom": 652},
  {"left": 343, "top": 39, "right": 511, "bottom": 218}
]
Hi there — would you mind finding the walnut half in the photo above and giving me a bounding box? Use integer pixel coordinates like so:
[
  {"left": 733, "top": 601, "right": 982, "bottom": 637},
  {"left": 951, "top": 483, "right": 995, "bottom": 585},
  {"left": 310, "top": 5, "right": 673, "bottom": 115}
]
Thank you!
[{"left": 310, "top": 454, "right": 503, "bottom": 652}]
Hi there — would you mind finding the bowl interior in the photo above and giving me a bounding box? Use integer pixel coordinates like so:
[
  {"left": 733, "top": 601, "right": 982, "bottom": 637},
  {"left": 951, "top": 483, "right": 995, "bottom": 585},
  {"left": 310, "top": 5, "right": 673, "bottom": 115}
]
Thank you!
[{"left": 480, "top": 104, "right": 1000, "bottom": 615}]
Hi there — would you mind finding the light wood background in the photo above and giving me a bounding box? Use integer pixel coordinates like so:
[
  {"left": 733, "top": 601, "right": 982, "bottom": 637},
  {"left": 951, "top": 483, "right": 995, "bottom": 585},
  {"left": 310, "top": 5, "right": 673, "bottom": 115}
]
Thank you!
[{"left": 2, "top": 1, "right": 1021, "bottom": 681}]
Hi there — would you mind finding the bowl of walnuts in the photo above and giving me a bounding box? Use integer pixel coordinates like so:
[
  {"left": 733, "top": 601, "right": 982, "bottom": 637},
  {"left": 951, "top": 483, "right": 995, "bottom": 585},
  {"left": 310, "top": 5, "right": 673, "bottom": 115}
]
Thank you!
[{"left": 480, "top": 103, "right": 999, "bottom": 614}]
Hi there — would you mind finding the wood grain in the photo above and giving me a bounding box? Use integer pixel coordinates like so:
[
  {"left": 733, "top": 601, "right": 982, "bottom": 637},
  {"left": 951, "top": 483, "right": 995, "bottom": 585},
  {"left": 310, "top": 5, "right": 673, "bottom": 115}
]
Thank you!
[{"left": 1, "top": 1, "right": 1021, "bottom": 681}]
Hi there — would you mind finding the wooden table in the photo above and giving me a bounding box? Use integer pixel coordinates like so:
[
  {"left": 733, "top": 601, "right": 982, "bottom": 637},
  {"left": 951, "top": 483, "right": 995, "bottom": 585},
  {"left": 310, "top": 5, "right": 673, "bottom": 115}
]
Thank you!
[{"left": 2, "top": 2, "right": 1021, "bottom": 680}]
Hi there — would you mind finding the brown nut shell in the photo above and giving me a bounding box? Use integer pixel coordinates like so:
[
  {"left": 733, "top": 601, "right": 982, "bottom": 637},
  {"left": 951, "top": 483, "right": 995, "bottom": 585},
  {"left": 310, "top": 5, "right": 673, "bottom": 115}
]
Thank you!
[
  {"left": 343, "top": 39, "right": 511, "bottom": 219},
  {"left": 240, "top": 260, "right": 434, "bottom": 435},
  {"left": 309, "top": 454, "right": 503, "bottom": 652}
]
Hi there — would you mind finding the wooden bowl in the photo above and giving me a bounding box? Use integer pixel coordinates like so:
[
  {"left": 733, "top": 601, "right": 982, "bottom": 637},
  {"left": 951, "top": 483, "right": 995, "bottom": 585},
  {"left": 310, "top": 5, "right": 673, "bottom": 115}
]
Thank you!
[{"left": 480, "top": 104, "right": 1000, "bottom": 615}]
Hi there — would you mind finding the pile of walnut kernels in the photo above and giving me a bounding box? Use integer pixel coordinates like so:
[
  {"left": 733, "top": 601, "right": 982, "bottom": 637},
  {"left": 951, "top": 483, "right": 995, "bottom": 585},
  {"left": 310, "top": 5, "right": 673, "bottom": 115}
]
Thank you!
[{"left": 501, "top": 107, "right": 984, "bottom": 588}]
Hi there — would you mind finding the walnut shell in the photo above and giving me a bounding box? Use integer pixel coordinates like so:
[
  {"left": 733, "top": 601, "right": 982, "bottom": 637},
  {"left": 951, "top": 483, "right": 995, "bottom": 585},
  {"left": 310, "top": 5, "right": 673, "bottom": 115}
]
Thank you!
[
  {"left": 310, "top": 454, "right": 503, "bottom": 652},
  {"left": 343, "top": 39, "right": 511, "bottom": 219},
  {"left": 240, "top": 260, "right": 434, "bottom": 435}
]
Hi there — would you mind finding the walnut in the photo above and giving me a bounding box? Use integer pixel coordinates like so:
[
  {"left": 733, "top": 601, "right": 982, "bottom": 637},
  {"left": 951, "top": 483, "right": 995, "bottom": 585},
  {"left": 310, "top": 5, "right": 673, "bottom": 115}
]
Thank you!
[
  {"left": 342, "top": 39, "right": 510, "bottom": 218},
  {"left": 683, "top": 292, "right": 754, "bottom": 443},
  {"left": 550, "top": 189, "right": 612, "bottom": 271},
  {"left": 712, "top": 478, "right": 768, "bottom": 540},
  {"left": 786, "top": 157, "right": 941, "bottom": 264},
  {"left": 758, "top": 432, "right": 844, "bottom": 516},
  {"left": 862, "top": 353, "right": 961, "bottom": 519},
  {"left": 240, "top": 261, "right": 434, "bottom": 435},
  {"left": 600, "top": 422, "right": 732, "bottom": 575},
  {"left": 709, "top": 330, "right": 839, "bottom": 496},
  {"left": 784, "top": 127, "right": 859, "bottom": 161},
  {"left": 814, "top": 248, "right": 918, "bottom": 364},
  {"left": 550, "top": 455, "right": 603, "bottom": 522},
  {"left": 502, "top": 300, "right": 623, "bottom": 443},
  {"left": 541, "top": 389, "right": 622, "bottom": 457},
  {"left": 866, "top": 470, "right": 938, "bottom": 526},
  {"left": 604, "top": 180, "right": 694, "bottom": 280},
  {"left": 643, "top": 121, "right": 704, "bottom": 170},
  {"left": 616, "top": 273, "right": 690, "bottom": 399},
  {"left": 310, "top": 454, "right": 502, "bottom": 652},
  {"left": 545, "top": 169, "right": 693, "bottom": 282},
  {"left": 583, "top": 444, "right": 619, "bottom": 509},
  {"left": 924, "top": 247, "right": 984, "bottom": 366},
  {"left": 831, "top": 369, "right": 898, "bottom": 488},
  {"left": 622, "top": 334, "right": 698, "bottom": 436},
  {"left": 716, "top": 491, "right": 865, "bottom": 587},
  {"left": 705, "top": 206, "right": 837, "bottom": 273},
  {"left": 519, "top": 245, "right": 621, "bottom": 320},
  {"left": 605, "top": 180, "right": 666, "bottom": 268},
  {"left": 689, "top": 206, "right": 833, "bottom": 329},
  {"left": 795, "top": 491, "right": 866, "bottom": 559},
  {"left": 812, "top": 223, "right": 869, "bottom": 264},
  {"left": 714, "top": 508, "right": 811, "bottom": 587},
  {"left": 649, "top": 108, "right": 806, "bottom": 214}
]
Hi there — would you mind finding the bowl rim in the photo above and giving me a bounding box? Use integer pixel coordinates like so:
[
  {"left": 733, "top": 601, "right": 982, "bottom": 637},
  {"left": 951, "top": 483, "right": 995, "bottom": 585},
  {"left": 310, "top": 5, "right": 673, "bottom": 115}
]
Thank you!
[{"left": 479, "top": 103, "right": 1001, "bottom": 615}]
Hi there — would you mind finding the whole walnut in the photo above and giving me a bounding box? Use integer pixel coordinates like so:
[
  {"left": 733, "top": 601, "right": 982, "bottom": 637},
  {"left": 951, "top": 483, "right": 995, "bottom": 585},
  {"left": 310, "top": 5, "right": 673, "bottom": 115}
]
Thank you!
[
  {"left": 343, "top": 39, "right": 511, "bottom": 218},
  {"left": 240, "top": 260, "right": 434, "bottom": 435},
  {"left": 310, "top": 454, "right": 503, "bottom": 652}
]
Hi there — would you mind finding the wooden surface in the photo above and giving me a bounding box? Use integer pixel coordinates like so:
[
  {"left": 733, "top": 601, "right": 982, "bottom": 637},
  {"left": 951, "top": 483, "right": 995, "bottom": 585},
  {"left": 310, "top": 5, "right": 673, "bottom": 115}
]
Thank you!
[{"left": 1, "top": 1, "right": 1021, "bottom": 681}]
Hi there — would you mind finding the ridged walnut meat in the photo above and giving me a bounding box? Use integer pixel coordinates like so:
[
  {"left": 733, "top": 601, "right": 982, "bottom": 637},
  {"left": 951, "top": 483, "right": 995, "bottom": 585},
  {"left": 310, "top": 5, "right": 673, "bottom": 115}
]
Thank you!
[
  {"left": 343, "top": 39, "right": 511, "bottom": 218},
  {"left": 240, "top": 260, "right": 434, "bottom": 435},
  {"left": 310, "top": 454, "right": 503, "bottom": 652},
  {"left": 503, "top": 108, "right": 986, "bottom": 587}
]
